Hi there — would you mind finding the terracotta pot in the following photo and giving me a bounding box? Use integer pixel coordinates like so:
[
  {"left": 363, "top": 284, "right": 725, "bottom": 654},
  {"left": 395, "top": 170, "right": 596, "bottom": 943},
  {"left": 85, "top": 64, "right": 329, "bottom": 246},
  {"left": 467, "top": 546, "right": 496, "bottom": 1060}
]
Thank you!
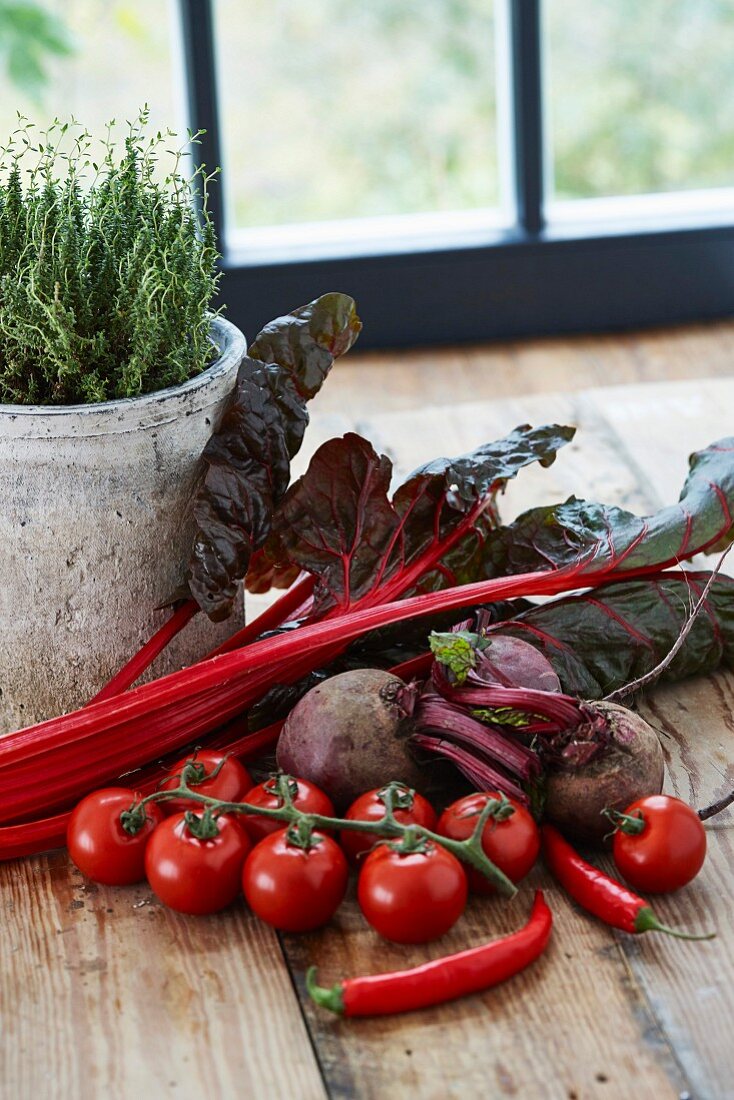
[{"left": 0, "top": 316, "right": 245, "bottom": 733}]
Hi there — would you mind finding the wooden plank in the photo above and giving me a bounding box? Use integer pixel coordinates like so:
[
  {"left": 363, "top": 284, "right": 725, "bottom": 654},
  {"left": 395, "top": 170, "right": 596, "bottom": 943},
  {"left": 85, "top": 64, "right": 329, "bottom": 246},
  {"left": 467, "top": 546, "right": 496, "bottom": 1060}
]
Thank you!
[
  {"left": 633, "top": 674, "right": 734, "bottom": 1100},
  {"left": 1, "top": 850, "right": 327, "bottom": 1100},
  {"left": 580, "top": 377, "right": 734, "bottom": 502},
  {"left": 4, "top": 335, "right": 734, "bottom": 1099},
  {"left": 285, "top": 876, "right": 688, "bottom": 1100},
  {"left": 321, "top": 320, "right": 734, "bottom": 418},
  {"left": 581, "top": 380, "right": 734, "bottom": 1099},
  {"left": 348, "top": 389, "right": 658, "bottom": 521},
  {"left": 277, "top": 386, "right": 733, "bottom": 1099}
]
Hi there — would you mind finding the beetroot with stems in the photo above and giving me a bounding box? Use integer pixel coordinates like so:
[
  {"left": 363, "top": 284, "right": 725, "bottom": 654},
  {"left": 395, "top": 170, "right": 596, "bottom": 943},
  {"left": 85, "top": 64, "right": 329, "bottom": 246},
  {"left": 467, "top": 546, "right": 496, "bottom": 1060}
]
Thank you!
[
  {"left": 541, "top": 701, "right": 664, "bottom": 843},
  {"left": 276, "top": 668, "right": 427, "bottom": 809},
  {"left": 415, "top": 627, "right": 666, "bottom": 841}
]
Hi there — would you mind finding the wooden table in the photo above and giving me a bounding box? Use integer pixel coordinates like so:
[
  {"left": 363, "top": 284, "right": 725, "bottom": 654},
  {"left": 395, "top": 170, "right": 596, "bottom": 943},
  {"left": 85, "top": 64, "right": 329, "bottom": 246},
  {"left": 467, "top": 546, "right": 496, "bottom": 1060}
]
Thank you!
[{"left": 3, "top": 375, "right": 734, "bottom": 1100}]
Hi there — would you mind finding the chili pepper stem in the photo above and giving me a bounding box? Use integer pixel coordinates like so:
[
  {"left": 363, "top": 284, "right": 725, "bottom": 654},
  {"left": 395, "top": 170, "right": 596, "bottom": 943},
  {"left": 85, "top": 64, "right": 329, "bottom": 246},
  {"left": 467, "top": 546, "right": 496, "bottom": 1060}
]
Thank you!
[
  {"left": 307, "top": 891, "right": 552, "bottom": 1018},
  {"left": 306, "top": 967, "right": 345, "bottom": 1016},
  {"left": 634, "top": 908, "right": 716, "bottom": 941}
]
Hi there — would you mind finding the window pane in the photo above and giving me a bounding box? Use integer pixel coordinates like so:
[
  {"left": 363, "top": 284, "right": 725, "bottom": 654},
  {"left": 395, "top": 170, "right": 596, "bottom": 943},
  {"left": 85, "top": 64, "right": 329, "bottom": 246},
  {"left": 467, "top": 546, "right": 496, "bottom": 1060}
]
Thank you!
[
  {"left": 215, "top": 0, "right": 500, "bottom": 231},
  {"left": 546, "top": 0, "right": 734, "bottom": 200},
  {"left": 0, "top": 1, "right": 182, "bottom": 154}
]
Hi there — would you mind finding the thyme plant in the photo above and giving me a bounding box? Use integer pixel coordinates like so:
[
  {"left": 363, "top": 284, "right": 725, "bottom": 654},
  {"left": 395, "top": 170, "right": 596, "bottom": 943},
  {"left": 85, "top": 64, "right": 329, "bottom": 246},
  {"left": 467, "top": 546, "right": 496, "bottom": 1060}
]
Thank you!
[{"left": 0, "top": 108, "right": 221, "bottom": 405}]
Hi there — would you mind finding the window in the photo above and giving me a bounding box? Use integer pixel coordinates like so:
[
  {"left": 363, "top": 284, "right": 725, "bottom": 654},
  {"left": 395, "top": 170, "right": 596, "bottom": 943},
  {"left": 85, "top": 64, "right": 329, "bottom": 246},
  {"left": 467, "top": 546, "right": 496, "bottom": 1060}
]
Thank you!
[
  {"left": 4, "top": 2, "right": 734, "bottom": 346},
  {"left": 214, "top": 0, "right": 505, "bottom": 249}
]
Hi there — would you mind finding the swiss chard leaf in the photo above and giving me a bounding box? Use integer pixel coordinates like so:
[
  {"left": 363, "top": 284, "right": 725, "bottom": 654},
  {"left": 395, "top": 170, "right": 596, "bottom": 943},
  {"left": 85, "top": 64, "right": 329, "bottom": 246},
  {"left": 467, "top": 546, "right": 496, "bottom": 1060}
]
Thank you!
[
  {"left": 187, "top": 294, "right": 361, "bottom": 620},
  {"left": 265, "top": 423, "right": 576, "bottom": 618},
  {"left": 489, "top": 571, "right": 734, "bottom": 698},
  {"left": 490, "top": 438, "right": 734, "bottom": 581},
  {"left": 244, "top": 572, "right": 734, "bottom": 733},
  {"left": 247, "top": 292, "right": 362, "bottom": 399}
]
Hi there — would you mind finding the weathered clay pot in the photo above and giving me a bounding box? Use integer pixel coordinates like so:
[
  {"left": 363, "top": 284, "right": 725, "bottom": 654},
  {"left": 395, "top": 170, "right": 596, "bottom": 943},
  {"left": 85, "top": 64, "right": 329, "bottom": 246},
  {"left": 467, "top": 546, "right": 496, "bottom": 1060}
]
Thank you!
[{"left": 0, "top": 316, "right": 246, "bottom": 733}]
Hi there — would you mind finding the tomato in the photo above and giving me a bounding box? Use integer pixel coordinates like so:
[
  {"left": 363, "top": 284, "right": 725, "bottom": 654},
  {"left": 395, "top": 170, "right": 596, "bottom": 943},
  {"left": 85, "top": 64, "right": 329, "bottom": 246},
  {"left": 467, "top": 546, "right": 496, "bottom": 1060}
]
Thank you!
[
  {"left": 242, "top": 776, "right": 335, "bottom": 843},
  {"left": 358, "top": 842, "right": 467, "bottom": 943},
  {"left": 612, "top": 794, "right": 707, "bottom": 894},
  {"left": 159, "top": 750, "right": 252, "bottom": 816},
  {"left": 67, "top": 787, "right": 164, "bottom": 886},
  {"left": 242, "top": 829, "right": 348, "bottom": 932},
  {"left": 437, "top": 791, "right": 540, "bottom": 895},
  {"left": 145, "top": 812, "right": 251, "bottom": 914},
  {"left": 339, "top": 784, "right": 437, "bottom": 865}
]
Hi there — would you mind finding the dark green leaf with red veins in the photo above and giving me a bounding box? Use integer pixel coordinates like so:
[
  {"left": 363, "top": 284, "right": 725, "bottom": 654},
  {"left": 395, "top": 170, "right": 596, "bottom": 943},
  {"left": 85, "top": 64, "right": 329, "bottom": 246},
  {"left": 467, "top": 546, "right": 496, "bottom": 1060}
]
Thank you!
[
  {"left": 264, "top": 423, "right": 576, "bottom": 618},
  {"left": 488, "top": 437, "right": 734, "bottom": 583},
  {"left": 186, "top": 294, "right": 361, "bottom": 621},
  {"left": 247, "top": 292, "right": 362, "bottom": 400},
  {"left": 271, "top": 433, "right": 400, "bottom": 617},
  {"left": 488, "top": 571, "right": 734, "bottom": 699},
  {"left": 392, "top": 424, "right": 576, "bottom": 593},
  {"left": 244, "top": 548, "right": 300, "bottom": 595}
]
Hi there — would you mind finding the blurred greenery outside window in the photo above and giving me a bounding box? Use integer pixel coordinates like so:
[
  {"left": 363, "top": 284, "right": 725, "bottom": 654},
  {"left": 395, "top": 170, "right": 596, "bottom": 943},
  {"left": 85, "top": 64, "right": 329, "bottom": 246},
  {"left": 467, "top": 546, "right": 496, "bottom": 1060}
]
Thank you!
[
  {"left": 0, "top": 1, "right": 182, "bottom": 165},
  {"left": 1, "top": 1, "right": 733, "bottom": 237}
]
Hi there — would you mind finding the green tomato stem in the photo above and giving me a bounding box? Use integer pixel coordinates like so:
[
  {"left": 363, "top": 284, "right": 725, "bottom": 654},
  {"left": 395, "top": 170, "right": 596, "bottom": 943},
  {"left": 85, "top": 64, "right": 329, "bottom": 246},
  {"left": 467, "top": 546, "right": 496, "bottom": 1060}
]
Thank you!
[{"left": 137, "top": 773, "right": 518, "bottom": 899}]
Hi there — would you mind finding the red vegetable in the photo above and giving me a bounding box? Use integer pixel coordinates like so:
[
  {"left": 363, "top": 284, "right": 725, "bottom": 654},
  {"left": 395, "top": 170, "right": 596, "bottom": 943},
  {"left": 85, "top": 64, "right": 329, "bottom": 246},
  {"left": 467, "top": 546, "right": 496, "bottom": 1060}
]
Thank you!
[
  {"left": 610, "top": 795, "right": 707, "bottom": 893},
  {"left": 67, "top": 787, "right": 164, "bottom": 886},
  {"left": 0, "top": 720, "right": 284, "bottom": 861},
  {"left": 276, "top": 669, "right": 427, "bottom": 808},
  {"left": 340, "top": 784, "right": 437, "bottom": 865},
  {"left": 145, "top": 811, "right": 251, "bottom": 915},
  {"left": 242, "top": 777, "right": 335, "bottom": 844},
  {"left": 2, "top": 433, "right": 734, "bottom": 858},
  {"left": 242, "top": 829, "right": 348, "bottom": 932},
  {"left": 307, "top": 889, "right": 552, "bottom": 1017},
  {"left": 437, "top": 792, "right": 539, "bottom": 894},
  {"left": 542, "top": 824, "right": 714, "bottom": 939},
  {"left": 357, "top": 841, "right": 467, "bottom": 944},
  {"left": 158, "top": 750, "right": 252, "bottom": 816}
]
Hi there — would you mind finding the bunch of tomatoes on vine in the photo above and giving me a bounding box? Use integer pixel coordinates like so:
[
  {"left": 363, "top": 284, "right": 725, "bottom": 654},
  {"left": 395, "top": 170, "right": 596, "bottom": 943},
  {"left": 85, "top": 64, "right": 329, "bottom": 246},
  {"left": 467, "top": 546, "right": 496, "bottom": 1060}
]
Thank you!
[{"left": 66, "top": 749, "right": 713, "bottom": 1018}]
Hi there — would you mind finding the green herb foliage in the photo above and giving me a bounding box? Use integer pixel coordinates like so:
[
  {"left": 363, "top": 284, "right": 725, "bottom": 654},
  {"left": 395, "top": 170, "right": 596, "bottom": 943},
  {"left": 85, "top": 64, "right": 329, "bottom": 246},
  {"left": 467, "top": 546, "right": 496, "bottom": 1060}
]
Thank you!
[{"left": 0, "top": 108, "right": 220, "bottom": 405}]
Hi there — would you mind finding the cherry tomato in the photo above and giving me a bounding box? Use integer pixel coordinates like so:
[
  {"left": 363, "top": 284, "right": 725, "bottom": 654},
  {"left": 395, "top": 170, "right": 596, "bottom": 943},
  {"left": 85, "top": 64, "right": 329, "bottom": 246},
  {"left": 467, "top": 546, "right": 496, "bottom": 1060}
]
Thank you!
[
  {"left": 242, "top": 829, "right": 348, "bottom": 932},
  {"left": 358, "top": 841, "right": 467, "bottom": 943},
  {"left": 159, "top": 750, "right": 252, "bottom": 816},
  {"left": 339, "top": 784, "right": 437, "bottom": 865},
  {"left": 145, "top": 812, "right": 251, "bottom": 914},
  {"left": 67, "top": 787, "right": 164, "bottom": 886},
  {"left": 437, "top": 791, "right": 540, "bottom": 895},
  {"left": 612, "top": 794, "right": 707, "bottom": 893},
  {"left": 242, "top": 776, "right": 335, "bottom": 843}
]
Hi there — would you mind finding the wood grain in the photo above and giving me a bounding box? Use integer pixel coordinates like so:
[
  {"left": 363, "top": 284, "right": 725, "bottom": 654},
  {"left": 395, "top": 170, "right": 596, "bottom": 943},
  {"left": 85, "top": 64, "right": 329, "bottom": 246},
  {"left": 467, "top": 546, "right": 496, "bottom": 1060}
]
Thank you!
[
  {"left": 285, "top": 875, "right": 689, "bottom": 1100},
  {"left": 2, "top": 851, "right": 327, "bottom": 1100},
  {"left": 319, "top": 319, "right": 734, "bottom": 416},
  {"left": 3, "top": 327, "right": 734, "bottom": 1100},
  {"left": 279, "top": 379, "right": 734, "bottom": 1100}
]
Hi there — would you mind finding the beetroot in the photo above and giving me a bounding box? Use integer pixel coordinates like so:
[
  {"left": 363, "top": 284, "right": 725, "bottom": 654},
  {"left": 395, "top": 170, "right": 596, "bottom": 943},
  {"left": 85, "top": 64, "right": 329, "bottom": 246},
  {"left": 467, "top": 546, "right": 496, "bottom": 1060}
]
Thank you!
[
  {"left": 543, "top": 701, "right": 664, "bottom": 844},
  {"left": 276, "top": 669, "right": 426, "bottom": 809}
]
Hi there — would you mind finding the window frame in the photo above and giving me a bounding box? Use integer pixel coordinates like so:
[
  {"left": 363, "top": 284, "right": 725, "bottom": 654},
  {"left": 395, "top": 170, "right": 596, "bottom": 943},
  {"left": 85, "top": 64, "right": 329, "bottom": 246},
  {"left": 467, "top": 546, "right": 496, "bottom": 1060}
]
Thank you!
[{"left": 179, "top": 0, "right": 734, "bottom": 350}]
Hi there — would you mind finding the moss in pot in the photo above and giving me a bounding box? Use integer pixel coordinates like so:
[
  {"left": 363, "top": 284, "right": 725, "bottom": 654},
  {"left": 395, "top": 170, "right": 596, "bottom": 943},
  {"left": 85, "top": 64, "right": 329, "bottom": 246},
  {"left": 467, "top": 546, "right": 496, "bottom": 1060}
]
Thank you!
[{"left": 0, "top": 110, "right": 246, "bottom": 731}]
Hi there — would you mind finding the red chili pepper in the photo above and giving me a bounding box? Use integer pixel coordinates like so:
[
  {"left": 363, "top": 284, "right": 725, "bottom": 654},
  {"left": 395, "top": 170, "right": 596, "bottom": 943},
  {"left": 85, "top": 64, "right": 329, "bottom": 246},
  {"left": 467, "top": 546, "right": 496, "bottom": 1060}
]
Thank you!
[
  {"left": 542, "top": 825, "right": 714, "bottom": 940},
  {"left": 306, "top": 889, "right": 552, "bottom": 1017}
]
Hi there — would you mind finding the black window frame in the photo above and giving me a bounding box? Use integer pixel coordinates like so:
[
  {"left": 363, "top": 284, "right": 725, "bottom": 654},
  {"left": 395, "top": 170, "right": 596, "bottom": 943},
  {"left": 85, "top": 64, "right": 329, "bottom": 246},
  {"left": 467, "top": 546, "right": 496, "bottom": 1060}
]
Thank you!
[{"left": 180, "top": 0, "right": 734, "bottom": 350}]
